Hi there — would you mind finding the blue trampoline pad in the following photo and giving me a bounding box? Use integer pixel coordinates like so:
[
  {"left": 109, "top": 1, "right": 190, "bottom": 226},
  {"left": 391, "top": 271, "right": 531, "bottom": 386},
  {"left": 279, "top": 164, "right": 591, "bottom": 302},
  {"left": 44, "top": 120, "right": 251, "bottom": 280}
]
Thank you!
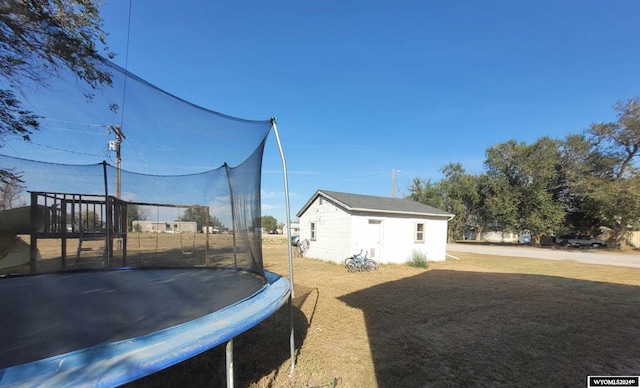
[{"left": 0, "top": 268, "right": 290, "bottom": 386}]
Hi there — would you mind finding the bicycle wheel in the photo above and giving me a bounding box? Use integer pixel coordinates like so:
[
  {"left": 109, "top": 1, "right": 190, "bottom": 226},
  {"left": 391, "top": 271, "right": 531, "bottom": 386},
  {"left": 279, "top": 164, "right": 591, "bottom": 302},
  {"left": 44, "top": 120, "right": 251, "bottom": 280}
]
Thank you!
[
  {"left": 344, "top": 256, "right": 354, "bottom": 268},
  {"left": 345, "top": 258, "right": 360, "bottom": 273},
  {"left": 364, "top": 259, "right": 379, "bottom": 272}
]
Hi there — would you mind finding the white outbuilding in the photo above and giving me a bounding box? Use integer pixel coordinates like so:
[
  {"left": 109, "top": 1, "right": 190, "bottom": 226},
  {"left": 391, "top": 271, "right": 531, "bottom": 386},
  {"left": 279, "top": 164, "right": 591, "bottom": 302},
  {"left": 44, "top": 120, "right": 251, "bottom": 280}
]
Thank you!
[{"left": 296, "top": 190, "right": 454, "bottom": 264}]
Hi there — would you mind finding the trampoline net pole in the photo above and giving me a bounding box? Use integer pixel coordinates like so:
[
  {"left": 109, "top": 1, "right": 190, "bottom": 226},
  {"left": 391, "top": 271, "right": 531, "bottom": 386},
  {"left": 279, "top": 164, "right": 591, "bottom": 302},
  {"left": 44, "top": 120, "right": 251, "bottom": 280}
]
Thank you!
[
  {"left": 102, "top": 161, "right": 110, "bottom": 268},
  {"left": 205, "top": 206, "right": 210, "bottom": 265},
  {"left": 224, "top": 163, "right": 239, "bottom": 268},
  {"left": 226, "top": 338, "right": 234, "bottom": 388},
  {"left": 271, "top": 119, "right": 296, "bottom": 374}
]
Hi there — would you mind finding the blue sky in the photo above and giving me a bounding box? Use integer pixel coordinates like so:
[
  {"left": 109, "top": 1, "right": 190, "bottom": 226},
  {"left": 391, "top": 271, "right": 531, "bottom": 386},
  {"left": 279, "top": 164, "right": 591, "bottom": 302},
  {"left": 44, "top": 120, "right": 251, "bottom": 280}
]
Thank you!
[{"left": 12, "top": 1, "right": 640, "bottom": 224}]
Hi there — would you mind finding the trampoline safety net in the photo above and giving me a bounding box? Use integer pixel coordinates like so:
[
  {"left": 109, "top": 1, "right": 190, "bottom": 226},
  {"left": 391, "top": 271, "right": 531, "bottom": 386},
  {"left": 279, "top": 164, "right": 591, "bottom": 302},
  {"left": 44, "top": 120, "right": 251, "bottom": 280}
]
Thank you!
[{"left": 0, "top": 57, "right": 273, "bottom": 276}]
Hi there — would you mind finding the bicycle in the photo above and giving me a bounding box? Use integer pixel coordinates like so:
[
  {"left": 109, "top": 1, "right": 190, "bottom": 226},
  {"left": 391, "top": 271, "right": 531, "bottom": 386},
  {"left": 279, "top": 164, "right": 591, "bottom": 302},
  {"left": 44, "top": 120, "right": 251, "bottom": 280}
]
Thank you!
[
  {"left": 345, "top": 250, "right": 379, "bottom": 272},
  {"left": 296, "top": 238, "right": 309, "bottom": 258}
]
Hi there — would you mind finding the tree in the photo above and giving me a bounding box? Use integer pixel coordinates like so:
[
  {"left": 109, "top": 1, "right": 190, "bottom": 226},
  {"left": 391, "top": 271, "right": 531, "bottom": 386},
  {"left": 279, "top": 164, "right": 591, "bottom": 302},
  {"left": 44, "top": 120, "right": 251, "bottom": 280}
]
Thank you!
[
  {"left": 404, "top": 98, "right": 640, "bottom": 248},
  {"left": 407, "top": 177, "right": 443, "bottom": 209},
  {"left": 0, "top": 0, "right": 114, "bottom": 156},
  {"left": 408, "top": 169, "right": 482, "bottom": 242},
  {"left": 588, "top": 99, "right": 640, "bottom": 180},
  {"left": 483, "top": 137, "right": 565, "bottom": 243},
  {"left": 0, "top": 173, "right": 25, "bottom": 210},
  {"left": 433, "top": 163, "right": 481, "bottom": 241},
  {"left": 576, "top": 98, "right": 640, "bottom": 248},
  {"left": 127, "top": 204, "right": 150, "bottom": 231},
  {"left": 178, "top": 207, "right": 224, "bottom": 232},
  {"left": 557, "top": 134, "right": 604, "bottom": 234},
  {"left": 75, "top": 210, "right": 101, "bottom": 230},
  {"left": 261, "top": 215, "right": 278, "bottom": 234},
  {"left": 210, "top": 215, "right": 224, "bottom": 230}
]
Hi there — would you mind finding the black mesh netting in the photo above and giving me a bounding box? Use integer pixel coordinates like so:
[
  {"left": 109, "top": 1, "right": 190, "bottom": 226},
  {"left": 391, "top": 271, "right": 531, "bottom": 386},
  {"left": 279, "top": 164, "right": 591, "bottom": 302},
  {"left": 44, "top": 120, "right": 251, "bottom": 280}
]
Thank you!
[{"left": 0, "top": 58, "right": 272, "bottom": 275}]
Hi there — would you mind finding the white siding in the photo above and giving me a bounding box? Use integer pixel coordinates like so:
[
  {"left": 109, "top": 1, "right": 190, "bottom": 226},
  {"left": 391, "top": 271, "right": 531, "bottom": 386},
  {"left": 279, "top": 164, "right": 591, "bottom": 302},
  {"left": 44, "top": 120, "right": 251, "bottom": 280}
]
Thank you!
[
  {"left": 298, "top": 196, "right": 351, "bottom": 264},
  {"left": 481, "top": 231, "right": 518, "bottom": 243},
  {"left": 132, "top": 221, "right": 197, "bottom": 233},
  {"left": 627, "top": 231, "right": 640, "bottom": 248},
  {"left": 282, "top": 222, "right": 300, "bottom": 236},
  {"left": 298, "top": 194, "right": 451, "bottom": 264},
  {"left": 424, "top": 218, "right": 449, "bottom": 261},
  {"left": 350, "top": 214, "right": 449, "bottom": 264}
]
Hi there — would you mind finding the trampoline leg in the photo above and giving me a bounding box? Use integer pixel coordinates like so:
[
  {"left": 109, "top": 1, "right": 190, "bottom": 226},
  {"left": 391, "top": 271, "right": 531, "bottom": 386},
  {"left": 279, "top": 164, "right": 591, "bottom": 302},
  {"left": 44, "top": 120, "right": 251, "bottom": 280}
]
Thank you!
[
  {"left": 289, "top": 294, "right": 296, "bottom": 375},
  {"left": 226, "top": 338, "right": 234, "bottom": 388}
]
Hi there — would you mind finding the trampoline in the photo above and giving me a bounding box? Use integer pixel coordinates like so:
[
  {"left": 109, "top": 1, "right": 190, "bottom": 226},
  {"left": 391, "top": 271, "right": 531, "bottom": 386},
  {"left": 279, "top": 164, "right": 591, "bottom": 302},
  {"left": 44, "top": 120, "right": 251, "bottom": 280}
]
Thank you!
[
  {"left": 0, "top": 268, "right": 290, "bottom": 386},
  {"left": 0, "top": 51, "right": 298, "bottom": 386}
]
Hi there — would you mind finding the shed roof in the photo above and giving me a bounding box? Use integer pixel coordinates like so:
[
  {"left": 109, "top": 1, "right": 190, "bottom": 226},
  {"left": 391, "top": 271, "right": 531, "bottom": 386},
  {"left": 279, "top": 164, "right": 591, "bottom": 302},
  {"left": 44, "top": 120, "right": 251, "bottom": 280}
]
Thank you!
[{"left": 296, "top": 190, "right": 454, "bottom": 219}]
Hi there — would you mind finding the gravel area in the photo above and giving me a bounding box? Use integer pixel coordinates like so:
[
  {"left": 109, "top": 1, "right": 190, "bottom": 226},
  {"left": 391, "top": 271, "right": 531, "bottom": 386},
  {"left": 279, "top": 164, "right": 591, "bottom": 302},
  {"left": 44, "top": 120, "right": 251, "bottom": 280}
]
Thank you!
[{"left": 447, "top": 243, "right": 640, "bottom": 268}]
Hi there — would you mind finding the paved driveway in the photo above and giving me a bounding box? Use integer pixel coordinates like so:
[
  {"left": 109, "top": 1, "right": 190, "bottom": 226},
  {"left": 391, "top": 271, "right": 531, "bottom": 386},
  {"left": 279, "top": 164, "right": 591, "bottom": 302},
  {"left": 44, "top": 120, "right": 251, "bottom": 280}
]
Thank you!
[{"left": 447, "top": 243, "right": 640, "bottom": 268}]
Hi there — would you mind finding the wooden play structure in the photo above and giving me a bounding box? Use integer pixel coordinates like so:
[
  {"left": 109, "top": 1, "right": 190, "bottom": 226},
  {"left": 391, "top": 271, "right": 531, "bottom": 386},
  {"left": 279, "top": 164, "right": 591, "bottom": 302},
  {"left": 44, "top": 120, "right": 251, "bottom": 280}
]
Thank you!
[{"left": 26, "top": 191, "right": 128, "bottom": 272}]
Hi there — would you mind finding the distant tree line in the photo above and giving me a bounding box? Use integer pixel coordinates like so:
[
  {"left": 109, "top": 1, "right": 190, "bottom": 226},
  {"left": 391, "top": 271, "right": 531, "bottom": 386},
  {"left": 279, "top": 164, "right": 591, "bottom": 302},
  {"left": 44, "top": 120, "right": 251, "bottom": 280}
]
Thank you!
[{"left": 408, "top": 98, "right": 640, "bottom": 249}]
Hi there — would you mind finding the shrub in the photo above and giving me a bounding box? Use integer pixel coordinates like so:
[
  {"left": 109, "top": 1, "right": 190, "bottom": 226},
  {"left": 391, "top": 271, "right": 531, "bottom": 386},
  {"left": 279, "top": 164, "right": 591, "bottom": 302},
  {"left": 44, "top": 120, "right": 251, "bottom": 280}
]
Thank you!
[{"left": 407, "top": 249, "right": 429, "bottom": 268}]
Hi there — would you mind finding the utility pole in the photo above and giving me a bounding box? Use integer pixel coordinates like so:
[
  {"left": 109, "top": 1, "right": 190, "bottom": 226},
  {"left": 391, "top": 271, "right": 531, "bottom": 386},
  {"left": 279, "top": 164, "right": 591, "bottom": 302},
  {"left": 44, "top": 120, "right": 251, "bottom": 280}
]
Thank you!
[
  {"left": 109, "top": 125, "right": 126, "bottom": 198},
  {"left": 392, "top": 169, "right": 402, "bottom": 198}
]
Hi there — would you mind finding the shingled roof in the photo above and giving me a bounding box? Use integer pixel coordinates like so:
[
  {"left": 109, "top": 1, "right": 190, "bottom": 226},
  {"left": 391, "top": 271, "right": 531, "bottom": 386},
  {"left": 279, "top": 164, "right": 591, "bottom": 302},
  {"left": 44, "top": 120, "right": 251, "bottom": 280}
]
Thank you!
[{"left": 297, "top": 190, "right": 454, "bottom": 219}]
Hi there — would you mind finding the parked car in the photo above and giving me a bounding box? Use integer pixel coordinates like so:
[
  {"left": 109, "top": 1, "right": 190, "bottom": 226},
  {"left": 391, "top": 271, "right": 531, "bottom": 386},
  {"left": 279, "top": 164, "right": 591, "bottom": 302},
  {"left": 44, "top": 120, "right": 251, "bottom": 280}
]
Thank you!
[
  {"left": 518, "top": 230, "right": 531, "bottom": 244},
  {"left": 555, "top": 234, "right": 607, "bottom": 248}
]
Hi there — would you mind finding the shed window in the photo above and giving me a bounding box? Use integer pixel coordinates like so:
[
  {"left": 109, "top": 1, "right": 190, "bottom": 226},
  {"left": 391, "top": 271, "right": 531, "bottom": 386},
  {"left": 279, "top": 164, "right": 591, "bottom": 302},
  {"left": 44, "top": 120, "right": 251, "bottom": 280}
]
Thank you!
[
  {"left": 310, "top": 222, "right": 316, "bottom": 241},
  {"left": 415, "top": 222, "right": 425, "bottom": 243}
]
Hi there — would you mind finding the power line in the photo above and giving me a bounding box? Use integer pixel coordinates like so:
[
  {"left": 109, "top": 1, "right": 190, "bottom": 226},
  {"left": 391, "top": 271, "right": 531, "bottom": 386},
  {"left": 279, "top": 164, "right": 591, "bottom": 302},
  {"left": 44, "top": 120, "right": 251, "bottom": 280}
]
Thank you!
[
  {"left": 38, "top": 126, "right": 110, "bottom": 136},
  {"left": 30, "top": 142, "right": 105, "bottom": 157},
  {"left": 40, "top": 118, "right": 108, "bottom": 128},
  {"left": 119, "top": 0, "right": 133, "bottom": 130},
  {"left": 123, "top": 142, "right": 151, "bottom": 165}
]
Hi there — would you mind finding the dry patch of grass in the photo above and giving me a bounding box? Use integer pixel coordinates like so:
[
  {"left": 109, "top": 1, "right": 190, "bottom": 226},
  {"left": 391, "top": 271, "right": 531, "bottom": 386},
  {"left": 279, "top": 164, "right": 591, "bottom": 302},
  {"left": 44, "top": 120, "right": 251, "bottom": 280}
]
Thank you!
[{"left": 123, "top": 239, "right": 640, "bottom": 387}]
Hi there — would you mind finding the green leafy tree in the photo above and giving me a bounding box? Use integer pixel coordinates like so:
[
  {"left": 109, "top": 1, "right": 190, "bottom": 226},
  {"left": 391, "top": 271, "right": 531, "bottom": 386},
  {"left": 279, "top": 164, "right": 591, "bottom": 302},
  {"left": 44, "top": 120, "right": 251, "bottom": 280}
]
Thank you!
[
  {"left": 127, "top": 204, "right": 150, "bottom": 231},
  {"left": 178, "top": 207, "right": 224, "bottom": 232},
  {"left": 557, "top": 134, "right": 604, "bottom": 234},
  {"left": 435, "top": 163, "right": 481, "bottom": 241},
  {"left": 261, "top": 215, "right": 278, "bottom": 234},
  {"left": 576, "top": 99, "right": 640, "bottom": 248},
  {"left": 407, "top": 177, "right": 444, "bottom": 209},
  {"left": 483, "top": 137, "right": 565, "bottom": 243},
  {"left": 404, "top": 98, "right": 640, "bottom": 248},
  {"left": 75, "top": 210, "right": 101, "bottom": 230},
  {"left": 0, "top": 0, "right": 114, "bottom": 180},
  {"left": 209, "top": 215, "right": 224, "bottom": 230}
]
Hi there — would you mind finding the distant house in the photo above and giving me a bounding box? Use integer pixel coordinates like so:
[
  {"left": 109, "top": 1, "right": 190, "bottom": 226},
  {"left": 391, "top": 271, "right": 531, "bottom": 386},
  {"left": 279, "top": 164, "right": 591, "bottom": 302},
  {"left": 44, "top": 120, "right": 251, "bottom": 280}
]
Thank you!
[
  {"left": 132, "top": 220, "right": 197, "bottom": 233},
  {"left": 627, "top": 231, "right": 640, "bottom": 248},
  {"left": 481, "top": 231, "right": 519, "bottom": 243},
  {"left": 464, "top": 230, "right": 532, "bottom": 244},
  {"left": 296, "top": 190, "right": 454, "bottom": 264},
  {"left": 282, "top": 221, "right": 300, "bottom": 236}
]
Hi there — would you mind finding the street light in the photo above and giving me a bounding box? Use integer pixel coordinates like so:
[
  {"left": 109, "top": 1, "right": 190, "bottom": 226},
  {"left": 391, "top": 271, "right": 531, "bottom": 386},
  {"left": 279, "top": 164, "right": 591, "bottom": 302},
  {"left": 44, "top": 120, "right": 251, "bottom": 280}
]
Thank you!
[{"left": 392, "top": 169, "right": 402, "bottom": 198}]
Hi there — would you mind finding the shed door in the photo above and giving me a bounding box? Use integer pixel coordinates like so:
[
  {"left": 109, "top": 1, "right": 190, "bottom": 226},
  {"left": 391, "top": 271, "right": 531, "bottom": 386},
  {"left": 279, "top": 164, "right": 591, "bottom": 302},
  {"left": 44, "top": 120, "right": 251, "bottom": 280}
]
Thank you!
[{"left": 366, "top": 220, "right": 382, "bottom": 259}]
